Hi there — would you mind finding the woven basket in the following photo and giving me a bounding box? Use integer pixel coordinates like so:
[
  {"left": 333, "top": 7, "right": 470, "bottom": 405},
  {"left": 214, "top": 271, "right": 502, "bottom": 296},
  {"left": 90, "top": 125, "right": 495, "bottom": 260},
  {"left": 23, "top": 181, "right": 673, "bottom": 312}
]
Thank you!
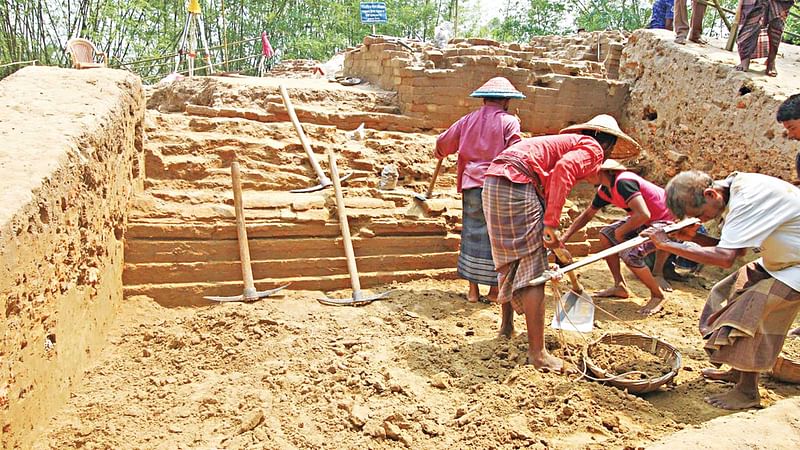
[
  {"left": 771, "top": 354, "right": 800, "bottom": 384},
  {"left": 584, "top": 333, "right": 682, "bottom": 394}
]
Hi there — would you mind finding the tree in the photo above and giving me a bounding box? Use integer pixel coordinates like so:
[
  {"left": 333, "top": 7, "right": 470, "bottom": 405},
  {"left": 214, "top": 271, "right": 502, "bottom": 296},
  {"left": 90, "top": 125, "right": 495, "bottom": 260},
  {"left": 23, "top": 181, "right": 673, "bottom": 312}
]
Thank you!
[{"left": 489, "top": 0, "right": 566, "bottom": 42}]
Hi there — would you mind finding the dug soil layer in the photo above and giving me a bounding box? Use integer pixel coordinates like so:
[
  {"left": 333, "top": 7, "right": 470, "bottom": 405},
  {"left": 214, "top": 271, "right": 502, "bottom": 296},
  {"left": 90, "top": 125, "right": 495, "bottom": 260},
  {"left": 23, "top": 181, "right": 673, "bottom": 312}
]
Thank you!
[{"left": 34, "top": 273, "right": 800, "bottom": 449}]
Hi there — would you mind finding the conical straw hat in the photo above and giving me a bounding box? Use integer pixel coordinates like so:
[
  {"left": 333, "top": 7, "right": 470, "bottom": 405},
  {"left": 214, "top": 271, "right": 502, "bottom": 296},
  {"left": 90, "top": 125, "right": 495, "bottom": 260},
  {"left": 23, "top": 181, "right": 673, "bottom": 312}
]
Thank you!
[
  {"left": 470, "top": 77, "right": 526, "bottom": 99},
  {"left": 559, "top": 114, "right": 641, "bottom": 159},
  {"left": 599, "top": 159, "right": 627, "bottom": 172}
]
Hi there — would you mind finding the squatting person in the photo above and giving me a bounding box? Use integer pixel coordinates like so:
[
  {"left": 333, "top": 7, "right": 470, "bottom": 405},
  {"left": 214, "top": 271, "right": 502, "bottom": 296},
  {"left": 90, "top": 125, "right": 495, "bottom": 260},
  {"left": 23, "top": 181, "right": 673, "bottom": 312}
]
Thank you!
[
  {"left": 482, "top": 115, "right": 641, "bottom": 373},
  {"left": 561, "top": 159, "right": 676, "bottom": 315},
  {"left": 643, "top": 170, "right": 800, "bottom": 410}
]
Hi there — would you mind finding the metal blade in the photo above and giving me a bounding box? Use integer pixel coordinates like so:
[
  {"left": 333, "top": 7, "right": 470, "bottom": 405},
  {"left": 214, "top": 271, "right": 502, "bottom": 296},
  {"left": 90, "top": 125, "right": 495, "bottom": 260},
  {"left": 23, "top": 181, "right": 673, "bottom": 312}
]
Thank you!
[
  {"left": 289, "top": 173, "right": 353, "bottom": 193},
  {"left": 317, "top": 290, "right": 392, "bottom": 307},
  {"left": 204, "top": 294, "right": 246, "bottom": 303},
  {"left": 204, "top": 283, "right": 291, "bottom": 303}
]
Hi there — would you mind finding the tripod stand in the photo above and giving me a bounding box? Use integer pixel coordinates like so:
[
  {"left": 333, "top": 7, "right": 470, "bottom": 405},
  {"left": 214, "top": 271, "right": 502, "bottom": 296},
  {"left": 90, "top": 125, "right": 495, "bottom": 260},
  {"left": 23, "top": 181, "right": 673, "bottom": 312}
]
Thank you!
[{"left": 174, "top": 0, "right": 215, "bottom": 76}]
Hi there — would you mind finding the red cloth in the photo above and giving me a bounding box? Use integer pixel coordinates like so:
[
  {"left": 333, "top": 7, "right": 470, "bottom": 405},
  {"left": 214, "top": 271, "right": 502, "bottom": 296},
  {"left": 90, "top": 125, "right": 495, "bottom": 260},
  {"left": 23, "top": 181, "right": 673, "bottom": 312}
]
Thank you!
[
  {"left": 261, "top": 32, "right": 274, "bottom": 58},
  {"left": 596, "top": 171, "right": 675, "bottom": 223},
  {"left": 435, "top": 104, "right": 521, "bottom": 192},
  {"left": 486, "top": 134, "right": 604, "bottom": 228}
]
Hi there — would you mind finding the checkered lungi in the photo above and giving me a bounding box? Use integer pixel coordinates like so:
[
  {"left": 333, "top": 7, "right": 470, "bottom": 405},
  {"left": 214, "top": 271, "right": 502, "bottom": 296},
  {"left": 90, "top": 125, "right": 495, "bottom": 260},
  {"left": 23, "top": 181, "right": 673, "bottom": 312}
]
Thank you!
[
  {"left": 482, "top": 176, "right": 547, "bottom": 314},
  {"left": 600, "top": 219, "right": 673, "bottom": 268},
  {"left": 701, "top": 261, "right": 800, "bottom": 372},
  {"left": 457, "top": 187, "right": 498, "bottom": 286}
]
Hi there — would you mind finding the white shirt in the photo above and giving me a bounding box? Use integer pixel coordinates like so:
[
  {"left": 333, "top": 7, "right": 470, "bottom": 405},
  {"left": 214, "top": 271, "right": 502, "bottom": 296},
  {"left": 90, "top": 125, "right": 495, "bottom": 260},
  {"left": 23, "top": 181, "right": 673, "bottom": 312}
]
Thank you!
[{"left": 718, "top": 172, "right": 800, "bottom": 292}]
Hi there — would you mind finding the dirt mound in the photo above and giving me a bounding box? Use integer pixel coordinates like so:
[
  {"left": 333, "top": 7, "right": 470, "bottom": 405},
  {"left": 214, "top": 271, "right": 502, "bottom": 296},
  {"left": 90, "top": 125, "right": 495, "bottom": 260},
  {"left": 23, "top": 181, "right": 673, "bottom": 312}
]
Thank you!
[
  {"left": 589, "top": 342, "right": 673, "bottom": 380},
  {"left": 34, "top": 274, "right": 800, "bottom": 450}
]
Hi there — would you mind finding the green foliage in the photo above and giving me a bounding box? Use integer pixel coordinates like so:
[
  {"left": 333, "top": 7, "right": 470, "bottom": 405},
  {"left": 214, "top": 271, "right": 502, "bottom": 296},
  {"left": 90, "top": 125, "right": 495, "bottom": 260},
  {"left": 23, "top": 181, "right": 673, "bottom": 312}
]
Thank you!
[
  {"left": 783, "top": 7, "right": 800, "bottom": 45},
  {"left": 2, "top": 0, "right": 797, "bottom": 81},
  {"left": 489, "top": 0, "right": 567, "bottom": 42}
]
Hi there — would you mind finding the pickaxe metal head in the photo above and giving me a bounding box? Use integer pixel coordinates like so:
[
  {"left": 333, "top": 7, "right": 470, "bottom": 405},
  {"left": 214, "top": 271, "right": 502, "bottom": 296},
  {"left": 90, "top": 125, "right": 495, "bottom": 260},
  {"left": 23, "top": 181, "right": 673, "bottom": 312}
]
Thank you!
[
  {"left": 317, "top": 289, "right": 393, "bottom": 307},
  {"left": 204, "top": 283, "right": 290, "bottom": 303},
  {"left": 291, "top": 172, "right": 353, "bottom": 193}
]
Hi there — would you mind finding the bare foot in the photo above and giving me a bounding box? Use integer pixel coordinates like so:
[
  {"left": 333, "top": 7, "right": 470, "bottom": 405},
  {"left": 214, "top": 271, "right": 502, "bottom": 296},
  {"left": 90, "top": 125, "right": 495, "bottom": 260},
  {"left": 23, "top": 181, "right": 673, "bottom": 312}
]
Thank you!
[
  {"left": 487, "top": 286, "right": 498, "bottom": 302},
  {"left": 528, "top": 351, "right": 576, "bottom": 374},
  {"left": 498, "top": 322, "right": 514, "bottom": 338},
  {"left": 688, "top": 36, "right": 708, "bottom": 45},
  {"left": 655, "top": 275, "right": 673, "bottom": 292},
  {"left": 467, "top": 283, "right": 480, "bottom": 303},
  {"left": 675, "top": 36, "right": 687, "bottom": 45},
  {"left": 705, "top": 389, "right": 761, "bottom": 410},
  {"left": 701, "top": 368, "right": 740, "bottom": 383},
  {"left": 638, "top": 296, "right": 666, "bottom": 315},
  {"left": 736, "top": 59, "right": 750, "bottom": 72},
  {"left": 594, "top": 284, "right": 630, "bottom": 298},
  {"left": 766, "top": 68, "right": 778, "bottom": 77}
]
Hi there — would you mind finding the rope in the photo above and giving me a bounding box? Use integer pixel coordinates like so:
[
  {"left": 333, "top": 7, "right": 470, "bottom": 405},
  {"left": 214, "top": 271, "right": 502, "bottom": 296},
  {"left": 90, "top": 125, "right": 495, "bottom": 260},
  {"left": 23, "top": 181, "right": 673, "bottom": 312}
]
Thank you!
[{"left": 549, "top": 275, "right": 664, "bottom": 383}]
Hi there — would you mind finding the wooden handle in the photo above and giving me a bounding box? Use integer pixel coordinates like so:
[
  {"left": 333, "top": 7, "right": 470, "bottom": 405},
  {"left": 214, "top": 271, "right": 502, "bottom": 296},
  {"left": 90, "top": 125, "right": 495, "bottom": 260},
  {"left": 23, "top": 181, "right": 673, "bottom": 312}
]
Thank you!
[
  {"left": 328, "top": 151, "right": 361, "bottom": 295},
  {"left": 529, "top": 218, "right": 701, "bottom": 287},
  {"left": 426, "top": 158, "right": 444, "bottom": 198},
  {"left": 279, "top": 85, "right": 330, "bottom": 185},
  {"left": 231, "top": 161, "right": 257, "bottom": 298},
  {"left": 552, "top": 247, "right": 583, "bottom": 293}
]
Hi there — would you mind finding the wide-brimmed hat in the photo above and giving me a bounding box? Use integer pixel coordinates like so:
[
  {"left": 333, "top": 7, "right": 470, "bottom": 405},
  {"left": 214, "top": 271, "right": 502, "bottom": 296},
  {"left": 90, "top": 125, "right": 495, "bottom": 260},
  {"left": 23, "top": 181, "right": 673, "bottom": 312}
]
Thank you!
[
  {"left": 599, "top": 159, "right": 627, "bottom": 172},
  {"left": 559, "top": 114, "right": 641, "bottom": 159},
  {"left": 470, "top": 77, "right": 526, "bottom": 99}
]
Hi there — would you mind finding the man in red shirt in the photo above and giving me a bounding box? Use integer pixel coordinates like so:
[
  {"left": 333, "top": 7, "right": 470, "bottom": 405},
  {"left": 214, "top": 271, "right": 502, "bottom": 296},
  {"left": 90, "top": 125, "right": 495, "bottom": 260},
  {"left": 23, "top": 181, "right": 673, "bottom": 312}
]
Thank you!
[
  {"left": 435, "top": 77, "right": 524, "bottom": 303},
  {"left": 482, "top": 115, "right": 641, "bottom": 373}
]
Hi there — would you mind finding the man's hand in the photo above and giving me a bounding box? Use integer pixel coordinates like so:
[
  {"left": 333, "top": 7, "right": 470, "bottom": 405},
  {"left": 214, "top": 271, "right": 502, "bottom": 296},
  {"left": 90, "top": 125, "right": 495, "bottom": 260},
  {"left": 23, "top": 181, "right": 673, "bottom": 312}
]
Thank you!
[
  {"left": 641, "top": 227, "right": 672, "bottom": 249},
  {"left": 672, "top": 222, "right": 701, "bottom": 241},
  {"left": 543, "top": 226, "right": 561, "bottom": 249}
]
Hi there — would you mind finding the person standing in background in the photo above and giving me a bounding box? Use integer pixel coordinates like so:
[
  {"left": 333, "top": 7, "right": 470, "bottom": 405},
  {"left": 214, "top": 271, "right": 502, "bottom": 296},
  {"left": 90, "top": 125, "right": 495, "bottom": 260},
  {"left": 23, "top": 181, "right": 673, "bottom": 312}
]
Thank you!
[
  {"left": 435, "top": 77, "right": 525, "bottom": 303},
  {"left": 674, "top": 0, "right": 707, "bottom": 44}
]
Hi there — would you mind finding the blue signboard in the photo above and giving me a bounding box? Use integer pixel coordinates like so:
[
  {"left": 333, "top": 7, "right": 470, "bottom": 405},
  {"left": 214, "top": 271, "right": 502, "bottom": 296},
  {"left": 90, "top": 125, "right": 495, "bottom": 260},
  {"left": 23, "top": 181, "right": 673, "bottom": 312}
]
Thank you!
[{"left": 360, "top": 2, "right": 387, "bottom": 24}]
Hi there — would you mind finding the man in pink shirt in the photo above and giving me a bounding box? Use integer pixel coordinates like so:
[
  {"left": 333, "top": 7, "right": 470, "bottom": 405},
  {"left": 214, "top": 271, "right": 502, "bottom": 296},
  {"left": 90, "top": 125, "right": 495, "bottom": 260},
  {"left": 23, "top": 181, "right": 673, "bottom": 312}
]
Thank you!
[
  {"left": 435, "top": 77, "right": 524, "bottom": 303},
  {"left": 482, "top": 115, "right": 641, "bottom": 373},
  {"left": 561, "top": 160, "right": 676, "bottom": 316}
]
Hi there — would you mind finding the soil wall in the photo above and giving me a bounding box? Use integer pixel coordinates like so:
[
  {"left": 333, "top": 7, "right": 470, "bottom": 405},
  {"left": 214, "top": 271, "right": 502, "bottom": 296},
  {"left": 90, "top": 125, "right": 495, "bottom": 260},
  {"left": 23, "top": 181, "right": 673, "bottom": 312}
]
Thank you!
[
  {"left": 0, "top": 66, "right": 144, "bottom": 449},
  {"left": 343, "top": 33, "right": 630, "bottom": 133},
  {"left": 620, "top": 30, "right": 798, "bottom": 182}
]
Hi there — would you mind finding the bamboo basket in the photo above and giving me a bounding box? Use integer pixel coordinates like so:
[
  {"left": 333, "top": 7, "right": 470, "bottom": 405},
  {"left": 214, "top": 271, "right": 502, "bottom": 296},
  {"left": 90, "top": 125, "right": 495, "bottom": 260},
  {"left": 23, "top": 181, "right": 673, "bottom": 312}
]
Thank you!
[
  {"left": 584, "top": 333, "right": 682, "bottom": 394},
  {"left": 772, "top": 356, "right": 800, "bottom": 383}
]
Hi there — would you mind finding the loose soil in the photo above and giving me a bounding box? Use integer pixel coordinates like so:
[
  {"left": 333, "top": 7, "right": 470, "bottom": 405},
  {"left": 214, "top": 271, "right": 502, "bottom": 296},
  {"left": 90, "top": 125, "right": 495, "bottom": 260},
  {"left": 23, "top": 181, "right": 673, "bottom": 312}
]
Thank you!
[
  {"left": 782, "top": 337, "right": 800, "bottom": 361},
  {"left": 33, "top": 265, "right": 800, "bottom": 450},
  {"left": 589, "top": 342, "right": 673, "bottom": 381}
]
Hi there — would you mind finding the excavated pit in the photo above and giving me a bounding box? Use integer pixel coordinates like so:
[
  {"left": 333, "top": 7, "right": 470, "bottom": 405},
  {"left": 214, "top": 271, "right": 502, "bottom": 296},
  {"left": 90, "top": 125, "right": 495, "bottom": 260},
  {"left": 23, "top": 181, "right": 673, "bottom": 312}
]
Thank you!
[{"left": 3, "top": 30, "right": 800, "bottom": 449}]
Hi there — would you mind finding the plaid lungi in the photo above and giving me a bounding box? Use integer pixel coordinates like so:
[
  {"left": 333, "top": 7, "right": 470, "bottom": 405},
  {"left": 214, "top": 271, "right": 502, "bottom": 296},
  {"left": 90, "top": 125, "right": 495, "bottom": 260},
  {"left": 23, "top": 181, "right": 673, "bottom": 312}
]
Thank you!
[
  {"left": 482, "top": 176, "right": 547, "bottom": 314},
  {"left": 457, "top": 187, "right": 498, "bottom": 286},
  {"left": 700, "top": 261, "right": 800, "bottom": 372}
]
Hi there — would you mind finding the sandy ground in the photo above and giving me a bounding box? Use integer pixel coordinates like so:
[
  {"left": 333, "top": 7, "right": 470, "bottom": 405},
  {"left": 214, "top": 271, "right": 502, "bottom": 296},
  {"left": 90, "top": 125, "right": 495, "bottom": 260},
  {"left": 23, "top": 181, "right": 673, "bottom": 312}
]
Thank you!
[{"left": 33, "top": 262, "right": 800, "bottom": 449}]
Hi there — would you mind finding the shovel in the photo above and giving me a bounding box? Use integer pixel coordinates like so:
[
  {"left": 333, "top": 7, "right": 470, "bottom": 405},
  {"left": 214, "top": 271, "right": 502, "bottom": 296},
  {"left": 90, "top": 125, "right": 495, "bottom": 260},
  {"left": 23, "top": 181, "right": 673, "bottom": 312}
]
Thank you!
[
  {"left": 204, "top": 161, "right": 289, "bottom": 302},
  {"left": 549, "top": 248, "right": 595, "bottom": 333},
  {"left": 279, "top": 84, "right": 352, "bottom": 193},
  {"left": 406, "top": 157, "right": 444, "bottom": 217},
  {"left": 318, "top": 151, "right": 392, "bottom": 306}
]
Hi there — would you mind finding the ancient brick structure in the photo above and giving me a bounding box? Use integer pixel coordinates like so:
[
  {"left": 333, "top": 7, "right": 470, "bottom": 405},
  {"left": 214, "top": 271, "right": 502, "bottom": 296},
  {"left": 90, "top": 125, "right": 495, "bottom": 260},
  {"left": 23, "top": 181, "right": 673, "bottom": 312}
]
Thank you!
[{"left": 343, "top": 32, "right": 629, "bottom": 133}]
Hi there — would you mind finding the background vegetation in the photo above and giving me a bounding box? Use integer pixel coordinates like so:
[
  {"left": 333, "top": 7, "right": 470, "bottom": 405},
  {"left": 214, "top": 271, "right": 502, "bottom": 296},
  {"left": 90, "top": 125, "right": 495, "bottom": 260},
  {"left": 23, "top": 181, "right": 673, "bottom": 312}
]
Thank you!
[{"left": 1, "top": 0, "right": 797, "bottom": 80}]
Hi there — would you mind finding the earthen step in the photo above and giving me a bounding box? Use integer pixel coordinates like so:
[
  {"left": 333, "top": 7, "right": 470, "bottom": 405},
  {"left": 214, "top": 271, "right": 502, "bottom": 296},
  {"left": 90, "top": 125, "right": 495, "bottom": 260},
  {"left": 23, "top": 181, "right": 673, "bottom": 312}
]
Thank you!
[
  {"left": 124, "top": 268, "right": 459, "bottom": 307},
  {"left": 123, "top": 252, "right": 459, "bottom": 285},
  {"left": 126, "top": 217, "right": 450, "bottom": 239},
  {"left": 125, "top": 235, "right": 461, "bottom": 263}
]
